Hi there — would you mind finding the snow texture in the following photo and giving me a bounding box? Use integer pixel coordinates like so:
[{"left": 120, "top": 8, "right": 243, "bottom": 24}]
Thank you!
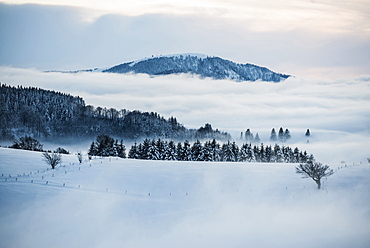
[{"left": 0, "top": 147, "right": 369, "bottom": 248}]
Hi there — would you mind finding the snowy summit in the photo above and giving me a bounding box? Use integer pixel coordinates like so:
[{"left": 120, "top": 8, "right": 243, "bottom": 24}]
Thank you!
[
  {"left": 128, "top": 53, "right": 209, "bottom": 66},
  {"left": 102, "top": 53, "right": 290, "bottom": 82}
]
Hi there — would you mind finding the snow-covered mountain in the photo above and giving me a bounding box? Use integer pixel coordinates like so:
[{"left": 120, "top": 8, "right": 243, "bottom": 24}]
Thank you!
[{"left": 102, "top": 53, "right": 290, "bottom": 82}]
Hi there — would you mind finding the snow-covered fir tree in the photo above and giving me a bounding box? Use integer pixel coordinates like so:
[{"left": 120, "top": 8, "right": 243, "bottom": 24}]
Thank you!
[
  {"left": 270, "top": 128, "right": 277, "bottom": 142},
  {"left": 278, "top": 127, "right": 285, "bottom": 142},
  {"left": 284, "top": 129, "right": 291, "bottom": 141},
  {"left": 245, "top": 129, "right": 254, "bottom": 142}
]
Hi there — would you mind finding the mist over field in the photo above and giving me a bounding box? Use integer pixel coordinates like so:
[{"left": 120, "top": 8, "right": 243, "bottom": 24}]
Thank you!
[
  {"left": 1, "top": 66, "right": 369, "bottom": 163},
  {"left": 0, "top": 148, "right": 369, "bottom": 248}
]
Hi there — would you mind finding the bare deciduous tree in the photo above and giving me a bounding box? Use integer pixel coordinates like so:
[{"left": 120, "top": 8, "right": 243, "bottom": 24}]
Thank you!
[
  {"left": 42, "top": 152, "right": 62, "bottom": 169},
  {"left": 296, "top": 161, "right": 334, "bottom": 189}
]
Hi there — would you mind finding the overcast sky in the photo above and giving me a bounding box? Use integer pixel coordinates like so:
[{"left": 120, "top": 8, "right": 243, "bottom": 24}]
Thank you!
[{"left": 1, "top": 0, "right": 369, "bottom": 79}]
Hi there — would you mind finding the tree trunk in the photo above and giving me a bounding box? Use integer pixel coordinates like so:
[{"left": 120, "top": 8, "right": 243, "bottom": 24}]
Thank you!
[{"left": 316, "top": 179, "right": 321, "bottom": 189}]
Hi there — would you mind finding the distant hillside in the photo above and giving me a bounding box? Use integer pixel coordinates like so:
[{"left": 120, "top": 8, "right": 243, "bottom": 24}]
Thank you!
[
  {"left": 0, "top": 84, "right": 230, "bottom": 141},
  {"left": 103, "top": 54, "right": 290, "bottom": 82}
]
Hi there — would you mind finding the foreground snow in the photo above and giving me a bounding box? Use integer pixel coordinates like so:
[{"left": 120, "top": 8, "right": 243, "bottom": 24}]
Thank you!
[{"left": 0, "top": 147, "right": 369, "bottom": 248}]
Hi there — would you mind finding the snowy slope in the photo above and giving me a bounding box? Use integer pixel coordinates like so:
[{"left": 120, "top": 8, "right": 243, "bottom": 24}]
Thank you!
[
  {"left": 103, "top": 54, "right": 290, "bottom": 82},
  {"left": 1, "top": 147, "right": 369, "bottom": 248}
]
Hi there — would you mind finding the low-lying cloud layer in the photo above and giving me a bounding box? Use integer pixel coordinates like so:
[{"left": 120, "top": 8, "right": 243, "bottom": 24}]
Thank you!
[
  {"left": 1, "top": 67, "right": 369, "bottom": 133},
  {"left": 1, "top": 66, "right": 370, "bottom": 163}
]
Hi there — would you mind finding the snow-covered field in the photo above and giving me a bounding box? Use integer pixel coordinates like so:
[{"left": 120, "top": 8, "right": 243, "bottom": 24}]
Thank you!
[{"left": 1, "top": 147, "right": 369, "bottom": 248}]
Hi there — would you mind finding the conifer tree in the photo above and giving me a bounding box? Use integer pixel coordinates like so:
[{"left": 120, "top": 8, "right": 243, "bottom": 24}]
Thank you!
[
  {"left": 231, "top": 142, "right": 239, "bottom": 162},
  {"left": 210, "top": 139, "right": 221, "bottom": 162},
  {"left": 293, "top": 147, "right": 300, "bottom": 163},
  {"left": 284, "top": 129, "right": 291, "bottom": 141},
  {"left": 246, "top": 143, "right": 255, "bottom": 162},
  {"left": 305, "top": 129, "right": 311, "bottom": 137},
  {"left": 191, "top": 140, "right": 203, "bottom": 161},
  {"left": 265, "top": 145, "right": 272, "bottom": 162},
  {"left": 116, "top": 140, "right": 126, "bottom": 158},
  {"left": 278, "top": 127, "right": 285, "bottom": 142},
  {"left": 270, "top": 128, "right": 277, "bottom": 141},
  {"left": 176, "top": 142, "right": 184, "bottom": 161},
  {"left": 88, "top": 141, "right": 97, "bottom": 156},
  {"left": 128, "top": 143, "right": 140, "bottom": 159},
  {"left": 245, "top": 129, "right": 254, "bottom": 142},
  {"left": 259, "top": 143, "right": 266, "bottom": 162},
  {"left": 221, "top": 141, "right": 236, "bottom": 162},
  {"left": 137, "top": 143, "right": 143, "bottom": 159},
  {"left": 274, "top": 144, "right": 283, "bottom": 163},
  {"left": 167, "top": 141, "right": 177, "bottom": 160},
  {"left": 183, "top": 140, "right": 192, "bottom": 161},
  {"left": 148, "top": 139, "right": 160, "bottom": 160},
  {"left": 141, "top": 139, "right": 151, "bottom": 160},
  {"left": 254, "top": 133, "right": 260, "bottom": 143},
  {"left": 239, "top": 144, "right": 248, "bottom": 162},
  {"left": 202, "top": 141, "right": 213, "bottom": 161},
  {"left": 253, "top": 145, "right": 260, "bottom": 162}
]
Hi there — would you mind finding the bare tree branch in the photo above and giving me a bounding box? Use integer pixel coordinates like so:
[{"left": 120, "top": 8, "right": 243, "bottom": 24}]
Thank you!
[
  {"left": 296, "top": 161, "right": 334, "bottom": 189},
  {"left": 42, "top": 152, "right": 62, "bottom": 169}
]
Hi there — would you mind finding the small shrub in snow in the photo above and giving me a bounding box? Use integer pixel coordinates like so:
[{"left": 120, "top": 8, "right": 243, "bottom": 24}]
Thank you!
[
  {"left": 42, "top": 152, "right": 62, "bottom": 169},
  {"left": 77, "top": 152, "right": 83, "bottom": 164}
]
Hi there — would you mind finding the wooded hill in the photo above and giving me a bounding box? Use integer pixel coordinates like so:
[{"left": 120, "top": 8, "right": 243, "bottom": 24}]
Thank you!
[{"left": 0, "top": 84, "right": 230, "bottom": 141}]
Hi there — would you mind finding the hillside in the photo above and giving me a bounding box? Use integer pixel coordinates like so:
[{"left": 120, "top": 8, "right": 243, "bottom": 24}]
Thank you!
[
  {"left": 0, "top": 84, "right": 229, "bottom": 141},
  {"left": 103, "top": 53, "right": 290, "bottom": 82},
  {"left": 0, "top": 147, "right": 369, "bottom": 247}
]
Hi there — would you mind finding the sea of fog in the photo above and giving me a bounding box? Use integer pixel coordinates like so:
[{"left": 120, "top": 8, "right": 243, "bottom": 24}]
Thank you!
[{"left": 1, "top": 67, "right": 369, "bottom": 163}]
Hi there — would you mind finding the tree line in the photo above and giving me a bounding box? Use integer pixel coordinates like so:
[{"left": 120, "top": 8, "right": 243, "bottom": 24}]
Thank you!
[
  {"left": 127, "top": 138, "right": 314, "bottom": 163},
  {"left": 0, "top": 84, "right": 229, "bottom": 141}
]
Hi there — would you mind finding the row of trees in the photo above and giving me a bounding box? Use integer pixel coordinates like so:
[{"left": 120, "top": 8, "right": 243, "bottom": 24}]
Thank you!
[
  {"left": 128, "top": 139, "right": 314, "bottom": 163},
  {"left": 8, "top": 136, "right": 70, "bottom": 155},
  {"left": 9, "top": 136, "right": 44, "bottom": 151},
  {"left": 8, "top": 135, "right": 331, "bottom": 191},
  {"left": 242, "top": 128, "right": 311, "bottom": 143},
  {"left": 270, "top": 128, "right": 291, "bottom": 142}
]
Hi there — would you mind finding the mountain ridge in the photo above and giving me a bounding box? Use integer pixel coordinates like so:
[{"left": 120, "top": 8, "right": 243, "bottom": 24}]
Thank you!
[
  {"left": 49, "top": 54, "right": 290, "bottom": 82},
  {"left": 103, "top": 54, "right": 290, "bottom": 82}
]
